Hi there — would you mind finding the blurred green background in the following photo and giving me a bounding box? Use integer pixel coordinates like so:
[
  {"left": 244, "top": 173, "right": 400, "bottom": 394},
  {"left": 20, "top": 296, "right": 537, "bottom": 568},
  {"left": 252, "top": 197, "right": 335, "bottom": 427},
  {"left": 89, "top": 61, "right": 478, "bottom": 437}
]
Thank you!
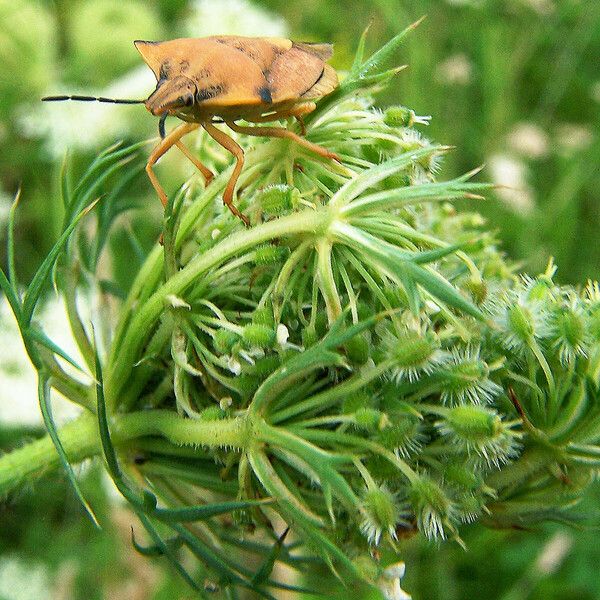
[{"left": 0, "top": 0, "right": 599, "bottom": 598}]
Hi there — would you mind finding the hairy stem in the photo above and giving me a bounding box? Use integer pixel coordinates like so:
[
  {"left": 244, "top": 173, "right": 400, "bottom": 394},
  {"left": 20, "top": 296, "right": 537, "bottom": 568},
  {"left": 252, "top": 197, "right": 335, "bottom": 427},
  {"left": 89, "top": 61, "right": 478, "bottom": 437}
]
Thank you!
[{"left": 0, "top": 411, "right": 249, "bottom": 497}]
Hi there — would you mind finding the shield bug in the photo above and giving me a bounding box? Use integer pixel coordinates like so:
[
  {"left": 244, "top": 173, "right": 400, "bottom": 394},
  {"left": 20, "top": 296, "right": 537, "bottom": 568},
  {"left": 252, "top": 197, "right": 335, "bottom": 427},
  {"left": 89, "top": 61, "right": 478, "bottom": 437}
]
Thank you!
[{"left": 43, "top": 36, "right": 340, "bottom": 225}]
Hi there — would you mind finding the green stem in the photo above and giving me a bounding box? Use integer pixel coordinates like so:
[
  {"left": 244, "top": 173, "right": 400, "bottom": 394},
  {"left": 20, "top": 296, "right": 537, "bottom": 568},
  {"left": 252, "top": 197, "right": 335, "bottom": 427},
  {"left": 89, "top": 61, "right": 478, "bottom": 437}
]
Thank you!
[
  {"left": 0, "top": 411, "right": 249, "bottom": 497},
  {"left": 316, "top": 239, "right": 342, "bottom": 323}
]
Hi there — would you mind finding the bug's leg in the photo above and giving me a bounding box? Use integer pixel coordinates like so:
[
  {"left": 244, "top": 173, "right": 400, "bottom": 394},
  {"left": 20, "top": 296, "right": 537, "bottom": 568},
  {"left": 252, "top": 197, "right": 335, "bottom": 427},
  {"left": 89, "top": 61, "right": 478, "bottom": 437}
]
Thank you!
[
  {"left": 174, "top": 140, "right": 214, "bottom": 186},
  {"left": 202, "top": 121, "right": 249, "bottom": 226},
  {"left": 226, "top": 120, "right": 340, "bottom": 163},
  {"left": 289, "top": 102, "right": 317, "bottom": 136},
  {"left": 146, "top": 122, "right": 200, "bottom": 206}
]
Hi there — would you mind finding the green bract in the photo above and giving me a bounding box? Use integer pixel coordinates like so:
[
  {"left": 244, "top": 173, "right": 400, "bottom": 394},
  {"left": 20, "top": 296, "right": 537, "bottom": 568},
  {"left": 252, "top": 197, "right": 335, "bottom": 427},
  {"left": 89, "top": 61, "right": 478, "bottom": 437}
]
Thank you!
[{"left": 2, "top": 23, "right": 600, "bottom": 599}]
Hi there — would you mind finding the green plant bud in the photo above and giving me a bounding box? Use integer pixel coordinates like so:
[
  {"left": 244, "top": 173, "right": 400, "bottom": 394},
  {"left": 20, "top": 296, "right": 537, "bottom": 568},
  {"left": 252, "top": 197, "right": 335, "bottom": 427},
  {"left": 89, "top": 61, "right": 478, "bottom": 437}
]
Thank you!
[
  {"left": 443, "top": 463, "right": 484, "bottom": 491},
  {"left": 199, "top": 406, "right": 225, "bottom": 421},
  {"left": 456, "top": 493, "right": 485, "bottom": 523},
  {"left": 384, "top": 106, "right": 414, "bottom": 127},
  {"left": 343, "top": 333, "right": 370, "bottom": 365},
  {"left": 507, "top": 304, "right": 535, "bottom": 342},
  {"left": 257, "top": 184, "right": 300, "bottom": 215},
  {"left": 440, "top": 349, "right": 500, "bottom": 405},
  {"left": 251, "top": 307, "right": 275, "bottom": 327},
  {"left": 466, "top": 278, "right": 487, "bottom": 304},
  {"left": 242, "top": 324, "right": 276, "bottom": 349},
  {"left": 354, "top": 408, "right": 386, "bottom": 431},
  {"left": 213, "top": 329, "right": 240, "bottom": 354},
  {"left": 437, "top": 406, "right": 521, "bottom": 466},
  {"left": 557, "top": 308, "right": 586, "bottom": 346},
  {"left": 444, "top": 405, "right": 499, "bottom": 440},
  {"left": 360, "top": 486, "right": 399, "bottom": 545},
  {"left": 384, "top": 330, "right": 445, "bottom": 382},
  {"left": 549, "top": 306, "right": 587, "bottom": 365},
  {"left": 526, "top": 278, "right": 553, "bottom": 302},
  {"left": 342, "top": 392, "right": 372, "bottom": 415},
  {"left": 376, "top": 417, "right": 423, "bottom": 458},
  {"left": 254, "top": 244, "right": 289, "bottom": 265},
  {"left": 382, "top": 173, "right": 412, "bottom": 190},
  {"left": 409, "top": 476, "right": 453, "bottom": 540}
]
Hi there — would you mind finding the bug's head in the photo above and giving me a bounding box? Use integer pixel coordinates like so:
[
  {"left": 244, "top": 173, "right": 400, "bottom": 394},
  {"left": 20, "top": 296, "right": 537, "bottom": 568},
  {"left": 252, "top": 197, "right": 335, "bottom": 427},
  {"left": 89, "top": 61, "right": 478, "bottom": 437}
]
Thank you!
[
  {"left": 144, "top": 76, "right": 197, "bottom": 116},
  {"left": 134, "top": 40, "right": 197, "bottom": 116}
]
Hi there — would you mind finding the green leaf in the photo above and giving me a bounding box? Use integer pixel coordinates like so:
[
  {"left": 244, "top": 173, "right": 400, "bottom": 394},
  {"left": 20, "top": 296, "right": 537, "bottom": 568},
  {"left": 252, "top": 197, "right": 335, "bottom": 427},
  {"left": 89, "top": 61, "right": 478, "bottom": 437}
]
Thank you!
[
  {"left": 0, "top": 266, "right": 23, "bottom": 325},
  {"left": 26, "top": 327, "right": 87, "bottom": 374},
  {"left": 7, "top": 188, "right": 21, "bottom": 300},
  {"left": 330, "top": 146, "right": 445, "bottom": 207},
  {"left": 252, "top": 527, "right": 289, "bottom": 585},
  {"left": 353, "top": 17, "right": 425, "bottom": 79},
  {"left": 37, "top": 373, "right": 99, "bottom": 527},
  {"left": 22, "top": 199, "right": 100, "bottom": 325},
  {"left": 131, "top": 529, "right": 184, "bottom": 557}
]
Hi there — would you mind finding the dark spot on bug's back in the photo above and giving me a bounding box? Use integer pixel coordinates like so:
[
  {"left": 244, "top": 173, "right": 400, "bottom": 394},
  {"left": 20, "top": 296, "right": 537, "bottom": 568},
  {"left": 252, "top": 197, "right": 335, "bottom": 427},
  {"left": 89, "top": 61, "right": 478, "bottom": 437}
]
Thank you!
[
  {"left": 197, "top": 84, "right": 226, "bottom": 101},
  {"left": 257, "top": 86, "right": 273, "bottom": 104},
  {"left": 159, "top": 61, "right": 172, "bottom": 81},
  {"left": 197, "top": 68, "right": 212, "bottom": 79},
  {"left": 179, "top": 59, "right": 190, "bottom": 71}
]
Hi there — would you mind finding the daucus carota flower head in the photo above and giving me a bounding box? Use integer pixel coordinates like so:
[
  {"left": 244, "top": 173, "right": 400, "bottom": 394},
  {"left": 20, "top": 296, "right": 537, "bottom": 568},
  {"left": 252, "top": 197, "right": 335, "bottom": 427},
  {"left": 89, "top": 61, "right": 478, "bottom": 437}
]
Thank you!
[{"left": 5, "top": 21, "right": 600, "bottom": 600}]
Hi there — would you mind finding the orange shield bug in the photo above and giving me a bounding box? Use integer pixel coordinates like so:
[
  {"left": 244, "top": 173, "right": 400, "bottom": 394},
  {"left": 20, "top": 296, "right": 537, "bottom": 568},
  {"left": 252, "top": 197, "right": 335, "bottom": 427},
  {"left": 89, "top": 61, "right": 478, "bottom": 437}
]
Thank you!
[{"left": 43, "top": 36, "right": 340, "bottom": 225}]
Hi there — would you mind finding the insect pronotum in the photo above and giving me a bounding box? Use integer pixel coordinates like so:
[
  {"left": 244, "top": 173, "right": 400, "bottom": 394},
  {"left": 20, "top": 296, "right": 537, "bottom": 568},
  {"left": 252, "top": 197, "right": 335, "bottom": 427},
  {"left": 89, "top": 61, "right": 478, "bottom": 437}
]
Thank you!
[{"left": 43, "top": 36, "right": 341, "bottom": 225}]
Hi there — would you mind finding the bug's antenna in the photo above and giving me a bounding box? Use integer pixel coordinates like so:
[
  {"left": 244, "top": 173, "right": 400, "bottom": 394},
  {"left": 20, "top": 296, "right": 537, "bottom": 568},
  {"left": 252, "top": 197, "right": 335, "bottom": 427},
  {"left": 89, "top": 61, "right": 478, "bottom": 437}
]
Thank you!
[{"left": 42, "top": 95, "right": 145, "bottom": 105}]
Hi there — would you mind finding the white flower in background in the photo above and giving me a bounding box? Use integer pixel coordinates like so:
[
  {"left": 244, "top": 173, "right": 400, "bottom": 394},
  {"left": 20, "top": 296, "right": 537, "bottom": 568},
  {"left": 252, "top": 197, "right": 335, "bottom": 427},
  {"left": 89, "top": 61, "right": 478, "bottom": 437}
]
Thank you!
[
  {"left": 555, "top": 123, "right": 594, "bottom": 155},
  {"left": 507, "top": 122, "right": 549, "bottom": 159},
  {"left": 0, "top": 296, "right": 88, "bottom": 427},
  {"left": 0, "top": 556, "right": 51, "bottom": 600},
  {"left": 377, "top": 562, "right": 412, "bottom": 600},
  {"left": 0, "top": 187, "right": 13, "bottom": 232},
  {"left": 435, "top": 53, "right": 472, "bottom": 86},
  {"left": 521, "top": 0, "right": 555, "bottom": 15},
  {"left": 18, "top": 66, "right": 155, "bottom": 159},
  {"left": 488, "top": 153, "right": 535, "bottom": 215},
  {"left": 534, "top": 531, "right": 573, "bottom": 575},
  {"left": 184, "top": 0, "right": 288, "bottom": 37}
]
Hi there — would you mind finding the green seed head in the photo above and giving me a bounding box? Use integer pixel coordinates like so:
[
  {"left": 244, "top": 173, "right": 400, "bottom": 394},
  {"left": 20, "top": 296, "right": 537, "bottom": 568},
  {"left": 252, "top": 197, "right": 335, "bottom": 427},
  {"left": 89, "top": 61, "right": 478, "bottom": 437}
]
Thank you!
[
  {"left": 242, "top": 323, "right": 276, "bottom": 349},
  {"left": 361, "top": 485, "right": 400, "bottom": 545},
  {"left": 257, "top": 184, "right": 300, "bottom": 215},
  {"left": 213, "top": 329, "right": 240, "bottom": 354}
]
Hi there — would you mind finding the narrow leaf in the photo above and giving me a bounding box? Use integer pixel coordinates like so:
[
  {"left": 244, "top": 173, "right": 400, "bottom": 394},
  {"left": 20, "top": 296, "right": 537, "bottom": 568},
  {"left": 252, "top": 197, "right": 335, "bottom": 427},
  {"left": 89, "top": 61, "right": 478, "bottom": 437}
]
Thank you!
[
  {"left": 37, "top": 373, "right": 99, "bottom": 527},
  {"left": 7, "top": 187, "right": 21, "bottom": 299},
  {"left": 23, "top": 199, "right": 100, "bottom": 324}
]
